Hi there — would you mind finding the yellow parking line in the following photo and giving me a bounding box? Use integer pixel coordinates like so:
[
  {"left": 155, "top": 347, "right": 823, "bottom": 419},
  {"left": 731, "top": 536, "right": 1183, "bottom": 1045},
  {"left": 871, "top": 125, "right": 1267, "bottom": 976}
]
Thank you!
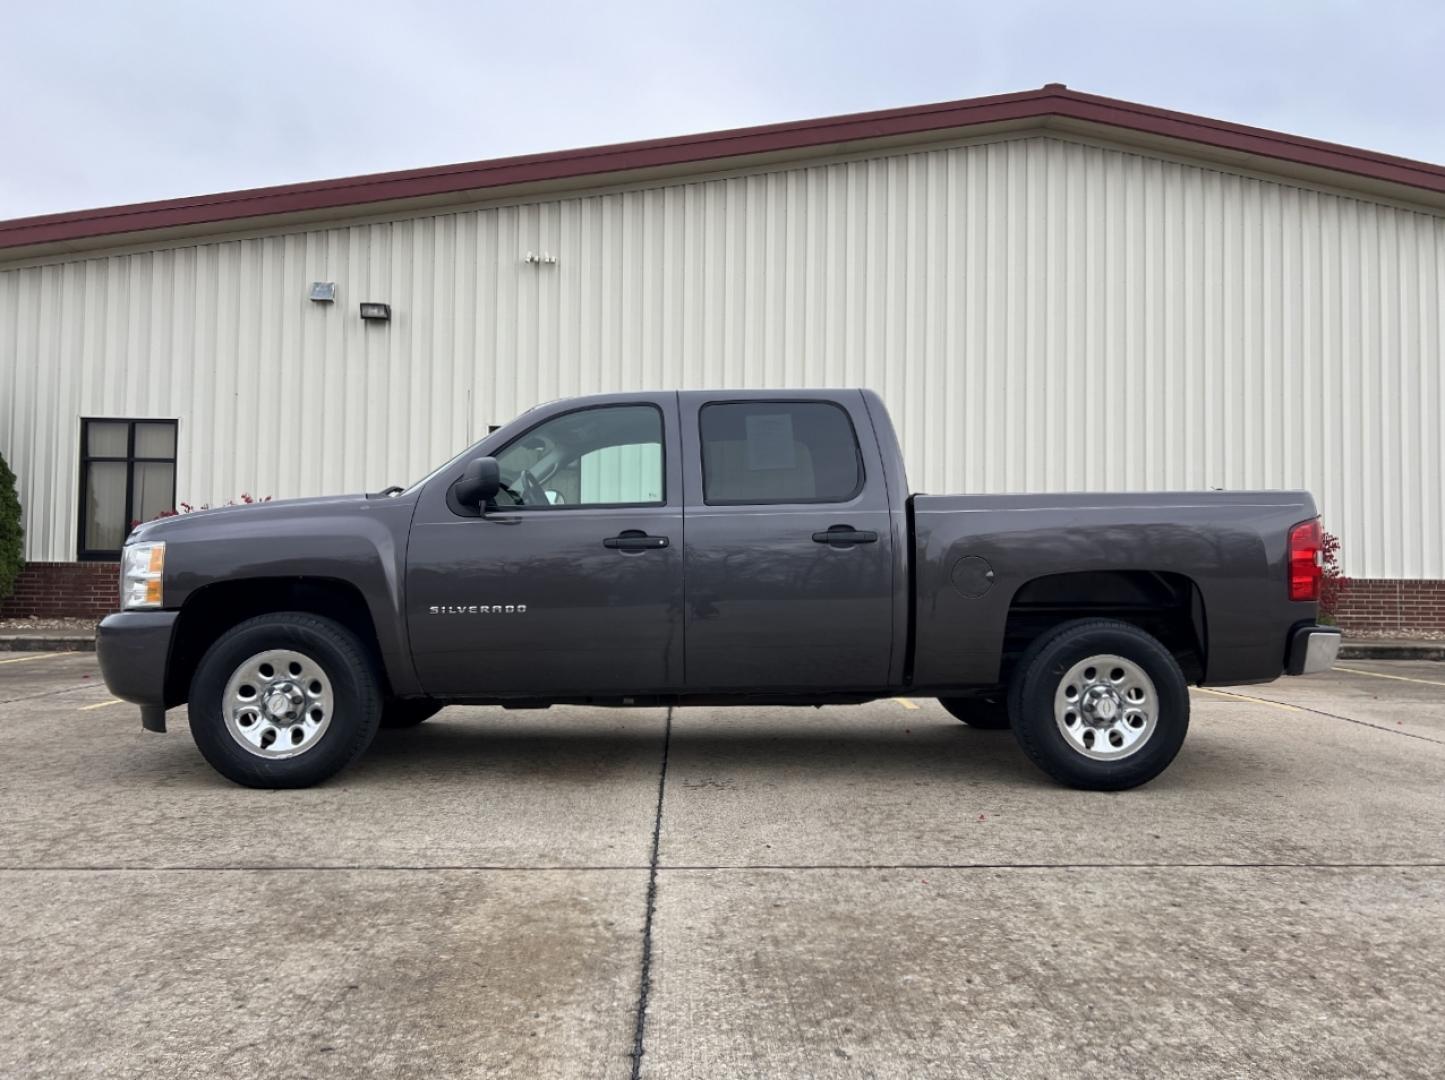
[
  {"left": 892, "top": 697, "right": 921, "bottom": 710},
  {"left": 0, "top": 652, "right": 61, "bottom": 665},
  {"left": 1193, "top": 686, "right": 1302, "bottom": 713},
  {"left": 1335, "top": 666, "right": 1445, "bottom": 690},
  {"left": 80, "top": 699, "right": 122, "bottom": 711}
]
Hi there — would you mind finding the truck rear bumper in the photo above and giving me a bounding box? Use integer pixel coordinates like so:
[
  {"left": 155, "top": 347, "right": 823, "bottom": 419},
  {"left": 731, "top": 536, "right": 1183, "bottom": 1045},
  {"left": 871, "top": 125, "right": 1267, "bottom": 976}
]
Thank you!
[
  {"left": 1285, "top": 624, "right": 1342, "bottom": 676},
  {"left": 96, "top": 611, "right": 179, "bottom": 732}
]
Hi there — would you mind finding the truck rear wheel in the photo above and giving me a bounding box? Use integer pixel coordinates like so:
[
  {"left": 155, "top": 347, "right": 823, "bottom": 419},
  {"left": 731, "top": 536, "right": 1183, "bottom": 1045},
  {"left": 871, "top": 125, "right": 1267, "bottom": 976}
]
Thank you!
[
  {"left": 1008, "top": 619, "right": 1189, "bottom": 791},
  {"left": 937, "top": 695, "right": 1010, "bottom": 729},
  {"left": 188, "top": 612, "right": 382, "bottom": 788}
]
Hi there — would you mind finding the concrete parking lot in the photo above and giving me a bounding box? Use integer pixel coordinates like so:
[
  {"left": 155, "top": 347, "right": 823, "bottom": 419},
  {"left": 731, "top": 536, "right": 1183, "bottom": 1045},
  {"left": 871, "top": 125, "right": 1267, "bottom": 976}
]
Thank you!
[{"left": 1, "top": 652, "right": 1442, "bottom": 1079}]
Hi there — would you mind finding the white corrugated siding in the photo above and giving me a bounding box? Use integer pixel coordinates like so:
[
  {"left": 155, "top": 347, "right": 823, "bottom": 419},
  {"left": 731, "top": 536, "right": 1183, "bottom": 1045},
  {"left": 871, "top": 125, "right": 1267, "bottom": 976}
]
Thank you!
[{"left": 2, "top": 135, "right": 1442, "bottom": 577}]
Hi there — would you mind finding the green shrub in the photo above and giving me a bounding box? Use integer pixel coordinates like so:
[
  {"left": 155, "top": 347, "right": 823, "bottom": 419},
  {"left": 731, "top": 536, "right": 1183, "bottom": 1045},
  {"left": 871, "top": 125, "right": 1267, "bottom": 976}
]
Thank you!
[{"left": 0, "top": 452, "right": 22, "bottom": 600}]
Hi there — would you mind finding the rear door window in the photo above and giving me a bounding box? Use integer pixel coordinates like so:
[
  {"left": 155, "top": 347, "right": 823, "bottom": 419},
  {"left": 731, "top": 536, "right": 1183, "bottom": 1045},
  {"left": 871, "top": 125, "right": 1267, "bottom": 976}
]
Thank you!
[{"left": 699, "top": 401, "right": 863, "bottom": 504}]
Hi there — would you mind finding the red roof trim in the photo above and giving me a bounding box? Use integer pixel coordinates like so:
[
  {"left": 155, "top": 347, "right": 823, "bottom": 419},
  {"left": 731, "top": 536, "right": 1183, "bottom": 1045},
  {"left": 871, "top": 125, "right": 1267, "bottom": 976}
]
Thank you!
[{"left": 4, "top": 85, "right": 1444, "bottom": 252}]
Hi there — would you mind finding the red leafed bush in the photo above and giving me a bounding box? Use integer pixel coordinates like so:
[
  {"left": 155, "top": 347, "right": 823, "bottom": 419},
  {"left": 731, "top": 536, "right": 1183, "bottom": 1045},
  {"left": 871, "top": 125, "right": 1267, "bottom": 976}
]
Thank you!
[
  {"left": 1319, "top": 528, "right": 1350, "bottom": 623},
  {"left": 147, "top": 494, "right": 272, "bottom": 522}
]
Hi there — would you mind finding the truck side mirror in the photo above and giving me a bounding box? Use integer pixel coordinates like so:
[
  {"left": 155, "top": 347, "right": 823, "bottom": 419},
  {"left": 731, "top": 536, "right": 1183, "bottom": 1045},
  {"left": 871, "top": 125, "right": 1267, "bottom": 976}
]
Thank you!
[{"left": 454, "top": 457, "right": 501, "bottom": 508}]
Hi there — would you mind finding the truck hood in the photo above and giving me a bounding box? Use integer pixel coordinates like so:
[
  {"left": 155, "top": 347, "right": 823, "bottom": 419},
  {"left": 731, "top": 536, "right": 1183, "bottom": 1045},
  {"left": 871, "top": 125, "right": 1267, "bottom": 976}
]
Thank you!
[{"left": 127, "top": 493, "right": 397, "bottom": 544}]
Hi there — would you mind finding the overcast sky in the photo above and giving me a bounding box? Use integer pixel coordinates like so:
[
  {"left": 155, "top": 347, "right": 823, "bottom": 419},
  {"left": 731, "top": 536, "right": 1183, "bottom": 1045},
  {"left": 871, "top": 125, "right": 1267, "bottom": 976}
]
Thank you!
[{"left": 3, "top": 0, "right": 1442, "bottom": 220}]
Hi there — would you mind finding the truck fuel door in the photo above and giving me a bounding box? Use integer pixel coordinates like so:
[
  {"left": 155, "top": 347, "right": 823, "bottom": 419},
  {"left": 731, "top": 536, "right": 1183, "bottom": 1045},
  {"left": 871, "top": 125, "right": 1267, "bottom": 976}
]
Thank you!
[{"left": 951, "top": 555, "right": 996, "bottom": 598}]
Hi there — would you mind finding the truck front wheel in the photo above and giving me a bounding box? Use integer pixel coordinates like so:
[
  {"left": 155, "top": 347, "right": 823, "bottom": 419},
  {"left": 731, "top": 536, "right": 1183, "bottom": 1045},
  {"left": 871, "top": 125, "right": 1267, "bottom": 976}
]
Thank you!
[
  {"left": 936, "top": 695, "right": 1010, "bottom": 729},
  {"left": 188, "top": 612, "right": 383, "bottom": 788},
  {"left": 1008, "top": 619, "right": 1189, "bottom": 791}
]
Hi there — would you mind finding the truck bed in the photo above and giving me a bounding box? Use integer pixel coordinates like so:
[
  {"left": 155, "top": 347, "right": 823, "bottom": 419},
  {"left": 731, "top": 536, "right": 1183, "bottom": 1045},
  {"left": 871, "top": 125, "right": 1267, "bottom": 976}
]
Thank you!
[{"left": 908, "top": 490, "right": 1318, "bottom": 688}]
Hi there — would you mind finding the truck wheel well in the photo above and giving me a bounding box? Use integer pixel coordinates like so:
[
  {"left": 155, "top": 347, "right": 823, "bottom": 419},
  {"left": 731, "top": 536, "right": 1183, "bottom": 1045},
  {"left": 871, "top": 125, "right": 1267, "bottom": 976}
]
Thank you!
[
  {"left": 164, "top": 577, "right": 389, "bottom": 706},
  {"left": 1001, "top": 570, "right": 1206, "bottom": 685}
]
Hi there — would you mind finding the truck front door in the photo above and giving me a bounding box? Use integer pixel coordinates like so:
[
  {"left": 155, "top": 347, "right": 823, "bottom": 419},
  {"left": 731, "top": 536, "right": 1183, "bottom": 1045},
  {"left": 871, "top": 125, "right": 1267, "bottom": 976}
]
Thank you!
[
  {"left": 679, "top": 391, "right": 897, "bottom": 692},
  {"left": 407, "top": 395, "right": 684, "bottom": 698}
]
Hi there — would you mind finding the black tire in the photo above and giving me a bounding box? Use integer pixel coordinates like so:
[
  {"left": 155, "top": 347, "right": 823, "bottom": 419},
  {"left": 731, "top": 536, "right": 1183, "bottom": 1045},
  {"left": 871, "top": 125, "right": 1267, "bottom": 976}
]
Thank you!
[
  {"left": 380, "top": 700, "right": 442, "bottom": 728},
  {"left": 188, "top": 612, "right": 382, "bottom": 788},
  {"left": 937, "top": 694, "right": 1011, "bottom": 729},
  {"left": 1008, "top": 618, "right": 1189, "bottom": 791}
]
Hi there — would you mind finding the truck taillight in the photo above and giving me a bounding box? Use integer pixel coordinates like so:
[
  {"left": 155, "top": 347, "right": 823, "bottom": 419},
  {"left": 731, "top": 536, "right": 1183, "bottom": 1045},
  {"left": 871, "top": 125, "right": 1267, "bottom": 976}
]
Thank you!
[{"left": 1288, "top": 519, "right": 1322, "bottom": 602}]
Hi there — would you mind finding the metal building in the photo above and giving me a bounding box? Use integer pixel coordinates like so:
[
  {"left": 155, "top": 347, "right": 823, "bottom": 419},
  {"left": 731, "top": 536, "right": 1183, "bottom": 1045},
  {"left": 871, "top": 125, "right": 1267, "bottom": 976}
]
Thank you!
[{"left": 1, "top": 85, "right": 1443, "bottom": 623}]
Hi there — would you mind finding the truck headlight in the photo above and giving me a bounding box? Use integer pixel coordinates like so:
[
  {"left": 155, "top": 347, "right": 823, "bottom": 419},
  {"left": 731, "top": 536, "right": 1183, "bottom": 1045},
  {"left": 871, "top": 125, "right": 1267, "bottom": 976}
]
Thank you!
[{"left": 121, "top": 542, "right": 166, "bottom": 609}]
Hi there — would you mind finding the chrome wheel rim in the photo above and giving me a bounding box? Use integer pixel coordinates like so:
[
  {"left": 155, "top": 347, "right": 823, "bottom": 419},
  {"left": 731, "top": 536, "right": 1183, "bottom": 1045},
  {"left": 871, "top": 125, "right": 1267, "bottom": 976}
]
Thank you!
[
  {"left": 223, "top": 649, "right": 334, "bottom": 759},
  {"left": 1053, "top": 653, "right": 1157, "bottom": 761}
]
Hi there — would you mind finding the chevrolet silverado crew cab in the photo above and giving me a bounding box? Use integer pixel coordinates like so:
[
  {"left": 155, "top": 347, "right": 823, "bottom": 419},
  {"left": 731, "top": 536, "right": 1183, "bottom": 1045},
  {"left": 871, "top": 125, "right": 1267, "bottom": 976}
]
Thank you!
[{"left": 97, "top": 389, "right": 1340, "bottom": 791}]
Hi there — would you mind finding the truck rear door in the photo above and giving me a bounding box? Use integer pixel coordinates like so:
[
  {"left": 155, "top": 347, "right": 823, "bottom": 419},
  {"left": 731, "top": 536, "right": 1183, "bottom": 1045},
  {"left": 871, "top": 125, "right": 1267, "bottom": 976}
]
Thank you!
[{"left": 678, "top": 390, "right": 896, "bottom": 691}]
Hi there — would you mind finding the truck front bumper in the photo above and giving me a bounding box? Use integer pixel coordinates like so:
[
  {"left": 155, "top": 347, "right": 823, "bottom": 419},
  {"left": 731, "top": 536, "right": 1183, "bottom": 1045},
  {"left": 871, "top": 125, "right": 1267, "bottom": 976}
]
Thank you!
[
  {"left": 1285, "top": 624, "right": 1342, "bottom": 676},
  {"left": 96, "top": 611, "right": 179, "bottom": 732}
]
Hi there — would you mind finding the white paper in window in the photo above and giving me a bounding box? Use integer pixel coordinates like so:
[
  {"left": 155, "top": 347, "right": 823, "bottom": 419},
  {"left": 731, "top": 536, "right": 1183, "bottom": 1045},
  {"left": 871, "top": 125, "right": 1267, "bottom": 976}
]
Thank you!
[{"left": 744, "top": 413, "right": 797, "bottom": 470}]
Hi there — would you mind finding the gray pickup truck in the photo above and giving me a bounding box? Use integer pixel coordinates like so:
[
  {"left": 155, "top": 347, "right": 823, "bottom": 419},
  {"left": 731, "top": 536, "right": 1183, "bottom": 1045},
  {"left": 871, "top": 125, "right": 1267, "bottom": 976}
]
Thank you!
[{"left": 97, "top": 389, "right": 1339, "bottom": 791}]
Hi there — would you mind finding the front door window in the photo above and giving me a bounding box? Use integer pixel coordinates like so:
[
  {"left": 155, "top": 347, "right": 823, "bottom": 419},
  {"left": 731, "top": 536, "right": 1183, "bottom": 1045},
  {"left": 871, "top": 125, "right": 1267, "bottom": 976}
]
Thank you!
[{"left": 492, "top": 404, "right": 664, "bottom": 508}]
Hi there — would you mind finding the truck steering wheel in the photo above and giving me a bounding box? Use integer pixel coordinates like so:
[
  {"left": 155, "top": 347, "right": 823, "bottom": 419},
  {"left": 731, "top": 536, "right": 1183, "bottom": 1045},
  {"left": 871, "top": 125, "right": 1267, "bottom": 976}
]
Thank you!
[{"left": 518, "top": 468, "right": 549, "bottom": 506}]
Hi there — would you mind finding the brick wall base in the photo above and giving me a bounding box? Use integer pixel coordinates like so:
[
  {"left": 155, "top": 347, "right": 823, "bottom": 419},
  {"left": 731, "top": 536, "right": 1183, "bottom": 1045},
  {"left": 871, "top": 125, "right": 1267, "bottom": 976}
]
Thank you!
[
  {"left": 1, "top": 561, "right": 118, "bottom": 619},
  {"left": 4, "top": 561, "right": 1445, "bottom": 634},
  {"left": 1331, "top": 579, "right": 1445, "bottom": 634}
]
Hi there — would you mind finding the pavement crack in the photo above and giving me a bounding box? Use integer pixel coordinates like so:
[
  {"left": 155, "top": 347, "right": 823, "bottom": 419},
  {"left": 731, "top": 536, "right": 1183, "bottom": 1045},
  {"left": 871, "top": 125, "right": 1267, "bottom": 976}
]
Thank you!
[
  {"left": 0, "top": 683, "right": 101, "bottom": 705},
  {"left": 0, "top": 864, "right": 651, "bottom": 873},
  {"left": 4, "top": 861, "right": 1443, "bottom": 874},
  {"left": 654, "top": 861, "right": 1445, "bottom": 872},
  {"left": 1209, "top": 687, "right": 1445, "bottom": 745},
  {"left": 629, "top": 704, "right": 672, "bottom": 1080}
]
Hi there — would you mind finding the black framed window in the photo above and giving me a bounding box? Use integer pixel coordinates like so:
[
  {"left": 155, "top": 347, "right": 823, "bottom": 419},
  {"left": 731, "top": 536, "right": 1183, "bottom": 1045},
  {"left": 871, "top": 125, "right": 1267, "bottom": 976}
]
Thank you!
[
  {"left": 699, "top": 401, "right": 863, "bottom": 505},
  {"left": 78, "top": 418, "right": 178, "bottom": 559}
]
